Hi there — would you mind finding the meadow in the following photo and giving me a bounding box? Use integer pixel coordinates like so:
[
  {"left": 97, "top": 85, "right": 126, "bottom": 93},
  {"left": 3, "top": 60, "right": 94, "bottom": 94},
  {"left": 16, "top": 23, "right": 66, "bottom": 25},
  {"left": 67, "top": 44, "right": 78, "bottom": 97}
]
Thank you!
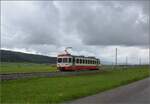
[
  {"left": 0, "top": 62, "right": 57, "bottom": 73},
  {"left": 1, "top": 66, "right": 150, "bottom": 104}
]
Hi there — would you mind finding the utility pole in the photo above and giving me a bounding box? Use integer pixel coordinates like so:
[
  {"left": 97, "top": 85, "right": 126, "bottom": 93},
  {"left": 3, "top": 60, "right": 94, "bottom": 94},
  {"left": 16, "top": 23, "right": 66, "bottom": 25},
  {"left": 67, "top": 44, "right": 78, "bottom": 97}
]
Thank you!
[
  {"left": 139, "top": 57, "right": 141, "bottom": 66},
  {"left": 125, "top": 56, "right": 128, "bottom": 69},
  {"left": 126, "top": 56, "right": 128, "bottom": 66},
  {"left": 148, "top": 16, "right": 150, "bottom": 68},
  {"left": 115, "top": 48, "right": 118, "bottom": 67},
  {"left": 149, "top": 27, "right": 150, "bottom": 68}
]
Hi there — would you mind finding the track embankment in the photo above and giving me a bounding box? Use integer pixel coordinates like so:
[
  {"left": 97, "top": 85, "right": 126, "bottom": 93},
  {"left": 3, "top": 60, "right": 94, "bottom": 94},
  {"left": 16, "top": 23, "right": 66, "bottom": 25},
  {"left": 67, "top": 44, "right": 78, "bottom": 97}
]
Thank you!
[{"left": 0, "top": 70, "right": 103, "bottom": 81}]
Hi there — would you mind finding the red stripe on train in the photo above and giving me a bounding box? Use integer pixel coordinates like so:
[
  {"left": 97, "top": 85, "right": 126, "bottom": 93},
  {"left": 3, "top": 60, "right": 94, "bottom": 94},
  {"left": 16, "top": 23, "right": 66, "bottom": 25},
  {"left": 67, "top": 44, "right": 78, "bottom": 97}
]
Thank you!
[{"left": 64, "top": 66, "right": 98, "bottom": 70}]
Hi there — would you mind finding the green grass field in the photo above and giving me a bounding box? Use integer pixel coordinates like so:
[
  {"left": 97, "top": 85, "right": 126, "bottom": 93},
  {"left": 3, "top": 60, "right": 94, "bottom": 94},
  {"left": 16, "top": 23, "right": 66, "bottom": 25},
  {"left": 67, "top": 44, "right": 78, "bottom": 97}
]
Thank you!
[
  {"left": 1, "top": 67, "right": 150, "bottom": 104},
  {"left": 0, "top": 62, "right": 57, "bottom": 73}
]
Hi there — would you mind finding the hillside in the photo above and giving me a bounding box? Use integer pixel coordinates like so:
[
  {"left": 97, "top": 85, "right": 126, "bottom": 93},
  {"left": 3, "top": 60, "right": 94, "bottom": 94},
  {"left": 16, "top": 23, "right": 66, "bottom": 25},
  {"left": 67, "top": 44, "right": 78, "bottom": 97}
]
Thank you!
[{"left": 0, "top": 50, "right": 56, "bottom": 64}]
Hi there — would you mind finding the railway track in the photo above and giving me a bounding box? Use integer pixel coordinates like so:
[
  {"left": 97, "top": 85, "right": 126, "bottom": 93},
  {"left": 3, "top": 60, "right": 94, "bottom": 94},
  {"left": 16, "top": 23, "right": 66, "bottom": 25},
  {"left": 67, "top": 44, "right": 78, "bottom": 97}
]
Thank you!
[{"left": 0, "top": 70, "right": 103, "bottom": 81}]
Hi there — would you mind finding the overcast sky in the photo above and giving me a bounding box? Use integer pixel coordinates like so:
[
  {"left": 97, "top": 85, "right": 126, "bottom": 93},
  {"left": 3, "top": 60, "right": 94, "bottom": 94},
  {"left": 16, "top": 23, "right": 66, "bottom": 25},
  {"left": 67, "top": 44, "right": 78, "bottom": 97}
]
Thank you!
[{"left": 1, "top": 1, "right": 150, "bottom": 64}]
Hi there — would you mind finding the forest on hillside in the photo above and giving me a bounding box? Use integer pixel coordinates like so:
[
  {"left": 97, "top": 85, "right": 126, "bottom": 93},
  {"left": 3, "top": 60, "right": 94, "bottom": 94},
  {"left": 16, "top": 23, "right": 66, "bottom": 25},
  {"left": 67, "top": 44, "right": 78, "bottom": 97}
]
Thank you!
[{"left": 0, "top": 50, "right": 56, "bottom": 64}]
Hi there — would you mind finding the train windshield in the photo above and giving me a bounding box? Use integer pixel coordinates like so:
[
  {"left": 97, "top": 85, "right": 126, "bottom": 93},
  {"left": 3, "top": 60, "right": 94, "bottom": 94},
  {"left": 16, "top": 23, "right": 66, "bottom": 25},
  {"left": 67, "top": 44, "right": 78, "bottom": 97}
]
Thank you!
[
  {"left": 58, "top": 58, "right": 72, "bottom": 63},
  {"left": 57, "top": 58, "right": 62, "bottom": 63},
  {"left": 63, "top": 58, "right": 67, "bottom": 63}
]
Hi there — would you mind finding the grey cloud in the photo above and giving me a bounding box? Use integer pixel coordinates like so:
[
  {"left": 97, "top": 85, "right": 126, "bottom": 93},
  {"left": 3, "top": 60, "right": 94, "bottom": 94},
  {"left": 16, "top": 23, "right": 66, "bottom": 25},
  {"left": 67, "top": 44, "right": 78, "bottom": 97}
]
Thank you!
[
  {"left": 60, "top": 1, "right": 149, "bottom": 46},
  {"left": 2, "top": 1, "right": 149, "bottom": 48},
  {"left": 2, "top": 1, "right": 61, "bottom": 47},
  {"left": 1, "top": 1, "right": 150, "bottom": 64}
]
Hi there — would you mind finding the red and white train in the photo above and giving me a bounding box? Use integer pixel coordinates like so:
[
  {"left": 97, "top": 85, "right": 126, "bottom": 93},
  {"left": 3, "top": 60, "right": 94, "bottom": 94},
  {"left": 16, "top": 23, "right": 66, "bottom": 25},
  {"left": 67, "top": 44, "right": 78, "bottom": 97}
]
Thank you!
[{"left": 57, "top": 50, "right": 101, "bottom": 71}]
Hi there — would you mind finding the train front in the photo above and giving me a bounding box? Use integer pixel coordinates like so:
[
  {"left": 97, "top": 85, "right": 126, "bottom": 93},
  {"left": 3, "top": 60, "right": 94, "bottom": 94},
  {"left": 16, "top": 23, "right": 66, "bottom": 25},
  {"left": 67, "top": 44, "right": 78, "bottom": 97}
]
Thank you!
[{"left": 57, "top": 53, "right": 73, "bottom": 71}]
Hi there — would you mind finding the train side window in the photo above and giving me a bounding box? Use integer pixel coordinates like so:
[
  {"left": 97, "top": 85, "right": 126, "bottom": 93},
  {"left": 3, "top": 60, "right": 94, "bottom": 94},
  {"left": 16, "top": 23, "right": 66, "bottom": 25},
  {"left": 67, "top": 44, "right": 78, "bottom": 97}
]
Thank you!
[
  {"left": 88, "top": 60, "right": 90, "bottom": 64},
  {"left": 83, "top": 59, "right": 85, "bottom": 64},
  {"left": 97, "top": 60, "right": 99, "bottom": 64},
  {"left": 80, "top": 59, "right": 82, "bottom": 64},
  {"left": 73, "top": 58, "right": 75, "bottom": 63},
  {"left": 69, "top": 58, "right": 72, "bottom": 63},
  {"left": 76, "top": 59, "right": 79, "bottom": 63},
  {"left": 86, "top": 60, "right": 88, "bottom": 64}
]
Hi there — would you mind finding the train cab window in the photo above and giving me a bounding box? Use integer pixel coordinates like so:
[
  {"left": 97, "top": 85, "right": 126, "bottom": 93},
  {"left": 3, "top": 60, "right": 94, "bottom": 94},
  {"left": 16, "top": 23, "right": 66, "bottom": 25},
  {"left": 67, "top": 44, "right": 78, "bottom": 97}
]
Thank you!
[
  {"left": 69, "top": 58, "right": 72, "bottom": 63},
  {"left": 63, "top": 58, "right": 67, "bottom": 63},
  {"left": 57, "top": 58, "right": 62, "bottom": 63}
]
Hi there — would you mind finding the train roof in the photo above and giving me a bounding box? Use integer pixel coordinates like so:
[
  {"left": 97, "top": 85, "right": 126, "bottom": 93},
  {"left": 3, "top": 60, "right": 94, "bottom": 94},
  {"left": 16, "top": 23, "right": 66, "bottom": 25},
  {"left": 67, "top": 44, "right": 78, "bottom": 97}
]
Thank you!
[{"left": 58, "top": 54, "right": 99, "bottom": 60}]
